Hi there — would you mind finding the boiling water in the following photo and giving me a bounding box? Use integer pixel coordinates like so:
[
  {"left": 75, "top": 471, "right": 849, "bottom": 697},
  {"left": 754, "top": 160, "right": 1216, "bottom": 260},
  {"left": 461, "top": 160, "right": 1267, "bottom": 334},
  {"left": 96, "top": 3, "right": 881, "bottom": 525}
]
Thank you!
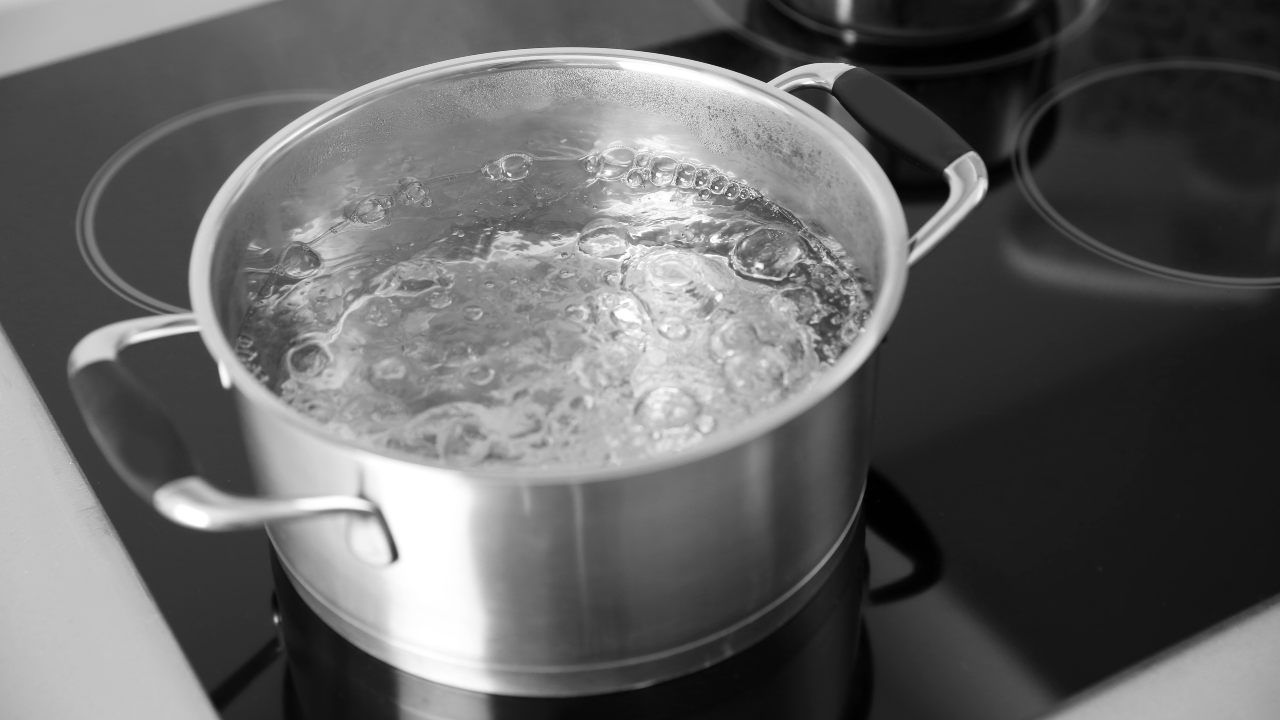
[{"left": 236, "top": 145, "right": 871, "bottom": 469}]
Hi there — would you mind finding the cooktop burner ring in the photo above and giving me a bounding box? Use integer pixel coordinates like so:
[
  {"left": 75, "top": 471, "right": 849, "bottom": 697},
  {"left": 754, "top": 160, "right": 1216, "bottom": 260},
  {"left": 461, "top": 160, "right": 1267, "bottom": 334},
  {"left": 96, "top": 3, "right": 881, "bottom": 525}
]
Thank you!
[
  {"left": 696, "top": 0, "right": 1108, "bottom": 77},
  {"left": 1014, "top": 58, "right": 1280, "bottom": 289},
  {"left": 76, "top": 90, "right": 335, "bottom": 314}
]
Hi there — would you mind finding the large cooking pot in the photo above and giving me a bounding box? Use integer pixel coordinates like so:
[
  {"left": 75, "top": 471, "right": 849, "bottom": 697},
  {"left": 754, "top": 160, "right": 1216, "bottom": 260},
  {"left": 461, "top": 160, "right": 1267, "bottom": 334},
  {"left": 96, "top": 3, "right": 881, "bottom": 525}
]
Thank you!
[{"left": 68, "top": 49, "right": 984, "bottom": 697}]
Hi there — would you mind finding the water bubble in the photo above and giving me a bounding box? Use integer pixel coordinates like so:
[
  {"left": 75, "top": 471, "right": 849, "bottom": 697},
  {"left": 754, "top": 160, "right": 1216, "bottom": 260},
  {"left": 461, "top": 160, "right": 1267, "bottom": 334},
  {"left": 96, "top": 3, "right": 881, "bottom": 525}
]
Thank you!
[
  {"left": 624, "top": 247, "right": 719, "bottom": 319},
  {"left": 463, "top": 305, "right": 485, "bottom": 321},
  {"left": 548, "top": 395, "right": 591, "bottom": 438},
  {"left": 778, "top": 287, "right": 821, "bottom": 324},
  {"left": 608, "top": 295, "right": 646, "bottom": 333},
  {"left": 602, "top": 145, "right": 636, "bottom": 167},
  {"left": 234, "top": 334, "right": 259, "bottom": 366},
  {"left": 632, "top": 151, "right": 652, "bottom": 168},
  {"left": 724, "top": 183, "right": 742, "bottom": 201},
  {"left": 439, "top": 416, "right": 493, "bottom": 466},
  {"left": 643, "top": 250, "right": 696, "bottom": 289},
  {"left": 578, "top": 218, "right": 632, "bottom": 258},
  {"left": 464, "top": 363, "right": 496, "bottom": 386},
  {"left": 692, "top": 168, "right": 711, "bottom": 189},
  {"left": 279, "top": 243, "right": 322, "bottom": 279},
  {"left": 675, "top": 163, "right": 698, "bottom": 188},
  {"left": 580, "top": 154, "right": 602, "bottom": 175},
  {"left": 710, "top": 317, "right": 760, "bottom": 359},
  {"left": 338, "top": 394, "right": 409, "bottom": 429},
  {"left": 401, "top": 307, "right": 434, "bottom": 336},
  {"left": 651, "top": 156, "right": 678, "bottom": 186},
  {"left": 483, "top": 153, "right": 534, "bottom": 181},
  {"left": 286, "top": 341, "right": 330, "bottom": 377},
  {"left": 572, "top": 342, "right": 637, "bottom": 390},
  {"left": 724, "top": 350, "right": 788, "bottom": 399},
  {"left": 378, "top": 255, "right": 453, "bottom": 294},
  {"left": 624, "top": 168, "right": 648, "bottom": 188},
  {"left": 656, "top": 317, "right": 689, "bottom": 340},
  {"left": 359, "top": 297, "right": 401, "bottom": 328},
  {"left": 730, "top": 228, "right": 806, "bottom": 282},
  {"left": 442, "top": 341, "right": 477, "bottom": 368},
  {"left": 370, "top": 356, "right": 408, "bottom": 381},
  {"left": 694, "top": 415, "right": 716, "bottom": 434},
  {"left": 288, "top": 389, "right": 339, "bottom": 423},
  {"left": 838, "top": 321, "right": 864, "bottom": 347},
  {"left": 635, "top": 386, "right": 701, "bottom": 430},
  {"left": 424, "top": 287, "right": 453, "bottom": 309},
  {"left": 349, "top": 194, "right": 394, "bottom": 224},
  {"left": 366, "top": 356, "right": 421, "bottom": 398},
  {"left": 395, "top": 177, "right": 431, "bottom": 207},
  {"left": 598, "top": 146, "right": 635, "bottom": 180},
  {"left": 708, "top": 174, "right": 729, "bottom": 195}
]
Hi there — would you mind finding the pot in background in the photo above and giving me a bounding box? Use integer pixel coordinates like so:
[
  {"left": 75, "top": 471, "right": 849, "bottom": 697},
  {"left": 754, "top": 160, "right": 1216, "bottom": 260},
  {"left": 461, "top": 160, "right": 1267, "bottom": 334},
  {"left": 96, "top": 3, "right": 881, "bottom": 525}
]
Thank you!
[{"left": 771, "top": 0, "right": 1046, "bottom": 44}]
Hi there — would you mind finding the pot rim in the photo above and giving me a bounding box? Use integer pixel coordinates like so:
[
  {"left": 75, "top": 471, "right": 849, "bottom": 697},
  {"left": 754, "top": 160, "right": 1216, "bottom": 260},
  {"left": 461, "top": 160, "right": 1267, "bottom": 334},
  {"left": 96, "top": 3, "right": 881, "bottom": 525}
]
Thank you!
[{"left": 189, "top": 47, "right": 910, "bottom": 484}]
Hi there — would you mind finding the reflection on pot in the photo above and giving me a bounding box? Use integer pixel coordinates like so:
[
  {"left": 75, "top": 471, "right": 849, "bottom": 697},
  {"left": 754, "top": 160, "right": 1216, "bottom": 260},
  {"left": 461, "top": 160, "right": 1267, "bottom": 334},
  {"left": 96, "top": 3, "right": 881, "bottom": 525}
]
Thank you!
[{"left": 277, "top": 517, "right": 872, "bottom": 720}]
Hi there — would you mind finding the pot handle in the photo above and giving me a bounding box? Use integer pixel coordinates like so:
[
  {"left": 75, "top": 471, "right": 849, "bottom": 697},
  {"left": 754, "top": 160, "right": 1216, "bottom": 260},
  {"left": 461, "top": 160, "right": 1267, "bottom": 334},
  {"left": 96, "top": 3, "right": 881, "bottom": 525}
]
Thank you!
[
  {"left": 769, "top": 64, "right": 988, "bottom": 264},
  {"left": 68, "top": 314, "right": 396, "bottom": 563}
]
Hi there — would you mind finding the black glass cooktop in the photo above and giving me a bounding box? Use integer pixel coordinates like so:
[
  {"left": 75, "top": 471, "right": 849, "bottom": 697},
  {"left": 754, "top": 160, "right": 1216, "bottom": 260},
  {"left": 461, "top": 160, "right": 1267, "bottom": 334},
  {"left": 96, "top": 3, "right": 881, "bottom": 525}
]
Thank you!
[{"left": 2, "top": 0, "right": 1280, "bottom": 718}]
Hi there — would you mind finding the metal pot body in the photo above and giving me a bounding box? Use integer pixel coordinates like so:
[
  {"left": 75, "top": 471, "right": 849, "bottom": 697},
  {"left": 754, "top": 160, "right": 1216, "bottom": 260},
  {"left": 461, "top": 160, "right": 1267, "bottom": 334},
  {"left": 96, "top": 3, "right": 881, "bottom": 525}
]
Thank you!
[
  {"left": 211, "top": 51, "right": 901, "bottom": 696},
  {"left": 69, "top": 48, "right": 984, "bottom": 698},
  {"left": 248, "top": 353, "right": 874, "bottom": 696}
]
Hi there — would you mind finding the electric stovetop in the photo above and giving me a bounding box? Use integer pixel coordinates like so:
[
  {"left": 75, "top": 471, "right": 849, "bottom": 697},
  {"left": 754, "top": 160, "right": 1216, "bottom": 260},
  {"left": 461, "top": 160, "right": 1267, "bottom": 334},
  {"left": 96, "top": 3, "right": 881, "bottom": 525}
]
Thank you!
[{"left": 2, "top": 0, "right": 1279, "bottom": 718}]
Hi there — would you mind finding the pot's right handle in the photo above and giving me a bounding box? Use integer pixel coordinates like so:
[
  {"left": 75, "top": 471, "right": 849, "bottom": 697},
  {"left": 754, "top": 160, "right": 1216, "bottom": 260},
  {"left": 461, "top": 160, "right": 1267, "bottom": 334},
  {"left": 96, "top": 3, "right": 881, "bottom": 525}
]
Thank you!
[
  {"left": 68, "top": 314, "right": 396, "bottom": 564},
  {"left": 770, "top": 64, "right": 988, "bottom": 264}
]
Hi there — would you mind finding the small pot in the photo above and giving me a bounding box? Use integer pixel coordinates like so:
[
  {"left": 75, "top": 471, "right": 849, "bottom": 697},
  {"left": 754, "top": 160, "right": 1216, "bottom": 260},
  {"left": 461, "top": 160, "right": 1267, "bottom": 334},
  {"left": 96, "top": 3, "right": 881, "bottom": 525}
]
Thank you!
[
  {"left": 770, "top": 0, "right": 1047, "bottom": 44},
  {"left": 68, "top": 48, "right": 984, "bottom": 697}
]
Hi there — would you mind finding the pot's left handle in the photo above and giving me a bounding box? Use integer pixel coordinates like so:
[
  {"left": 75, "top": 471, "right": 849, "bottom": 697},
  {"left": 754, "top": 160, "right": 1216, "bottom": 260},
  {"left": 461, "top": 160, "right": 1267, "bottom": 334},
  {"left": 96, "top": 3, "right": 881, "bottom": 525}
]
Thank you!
[
  {"left": 68, "top": 314, "right": 396, "bottom": 563},
  {"left": 770, "top": 64, "right": 988, "bottom": 264}
]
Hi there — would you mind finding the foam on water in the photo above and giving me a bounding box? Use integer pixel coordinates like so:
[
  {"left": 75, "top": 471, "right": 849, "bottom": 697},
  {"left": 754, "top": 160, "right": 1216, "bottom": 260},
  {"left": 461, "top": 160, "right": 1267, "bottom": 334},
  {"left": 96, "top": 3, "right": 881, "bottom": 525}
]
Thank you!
[{"left": 236, "top": 145, "right": 871, "bottom": 469}]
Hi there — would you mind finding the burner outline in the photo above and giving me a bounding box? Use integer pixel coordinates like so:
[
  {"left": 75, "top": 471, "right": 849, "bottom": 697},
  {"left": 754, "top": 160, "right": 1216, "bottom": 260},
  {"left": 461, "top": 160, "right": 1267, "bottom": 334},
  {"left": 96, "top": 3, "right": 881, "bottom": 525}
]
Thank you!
[
  {"left": 1014, "top": 58, "right": 1280, "bottom": 289},
  {"left": 76, "top": 90, "right": 335, "bottom": 315}
]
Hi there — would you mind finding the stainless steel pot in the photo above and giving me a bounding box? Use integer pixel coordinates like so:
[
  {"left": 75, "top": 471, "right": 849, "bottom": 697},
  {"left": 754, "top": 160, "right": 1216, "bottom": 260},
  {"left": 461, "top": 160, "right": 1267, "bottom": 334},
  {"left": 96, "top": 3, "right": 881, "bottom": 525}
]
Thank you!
[
  {"left": 68, "top": 49, "right": 984, "bottom": 697},
  {"left": 770, "top": 0, "right": 1045, "bottom": 43}
]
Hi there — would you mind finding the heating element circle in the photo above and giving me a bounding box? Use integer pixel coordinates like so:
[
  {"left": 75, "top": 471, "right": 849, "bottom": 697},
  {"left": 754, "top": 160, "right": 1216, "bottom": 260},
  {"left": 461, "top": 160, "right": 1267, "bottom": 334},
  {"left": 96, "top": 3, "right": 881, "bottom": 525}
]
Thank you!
[
  {"left": 77, "top": 91, "right": 334, "bottom": 314},
  {"left": 1014, "top": 59, "right": 1280, "bottom": 288}
]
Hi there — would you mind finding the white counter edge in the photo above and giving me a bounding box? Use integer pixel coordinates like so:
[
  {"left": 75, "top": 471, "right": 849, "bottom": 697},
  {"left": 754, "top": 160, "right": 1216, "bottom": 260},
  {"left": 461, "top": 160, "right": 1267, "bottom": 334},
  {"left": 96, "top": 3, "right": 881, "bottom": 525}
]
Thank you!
[
  {"left": 1042, "top": 593, "right": 1280, "bottom": 719},
  {"left": 0, "top": 325, "right": 218, "bottom": 719}
]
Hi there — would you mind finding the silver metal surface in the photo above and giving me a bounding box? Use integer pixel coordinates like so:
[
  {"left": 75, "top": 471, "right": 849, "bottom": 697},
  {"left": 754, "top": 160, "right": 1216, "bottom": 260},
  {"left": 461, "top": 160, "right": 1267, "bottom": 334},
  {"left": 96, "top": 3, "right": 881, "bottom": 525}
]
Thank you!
[
  {"left": 68, "top": 313, "right": 391, "bottom": 547},
  {"left": 76, "top": 48, "right": 979, "bottom": 696},
  {"left": 1042, "top": 595, "right": 1280, "bottom": 720},
  {"left": 66, "top": 312, "right": 200, "bottom": 369},
  {"left": 771, "top": 0, "right": 1041, "bottom": 40},
  {"left": 912, "top": 151, "right": 988, "bottom": 262},
  {"left": 153, "top": 476, "right": 382, "bottom": 531},
  {"left": 769, "top": 64, "right": 989, "bottom": 264},
  {"left": 0, "top": 325, "right": 218, "bottom": 720}
]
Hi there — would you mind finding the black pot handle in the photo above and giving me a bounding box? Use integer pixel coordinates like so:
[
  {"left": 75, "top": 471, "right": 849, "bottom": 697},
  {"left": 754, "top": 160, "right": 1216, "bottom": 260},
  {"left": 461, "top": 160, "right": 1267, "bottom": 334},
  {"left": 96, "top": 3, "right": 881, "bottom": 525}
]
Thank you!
[
  {"left": 770, "top": 64, "right": 988, "bottom": 263},
  {"left": 67, "top": 314, "right": 395, "bottom": 564},
  {"left": 865, "top": 467, "right": 943, "bottom": 604}
]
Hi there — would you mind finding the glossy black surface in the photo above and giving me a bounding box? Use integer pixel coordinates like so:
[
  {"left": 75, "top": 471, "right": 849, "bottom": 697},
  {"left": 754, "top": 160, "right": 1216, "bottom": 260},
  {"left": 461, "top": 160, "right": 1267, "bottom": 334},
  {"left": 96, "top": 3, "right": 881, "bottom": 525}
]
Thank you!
[{"left": 2, "top": 0, "right": 1280, "bottom": 718}]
